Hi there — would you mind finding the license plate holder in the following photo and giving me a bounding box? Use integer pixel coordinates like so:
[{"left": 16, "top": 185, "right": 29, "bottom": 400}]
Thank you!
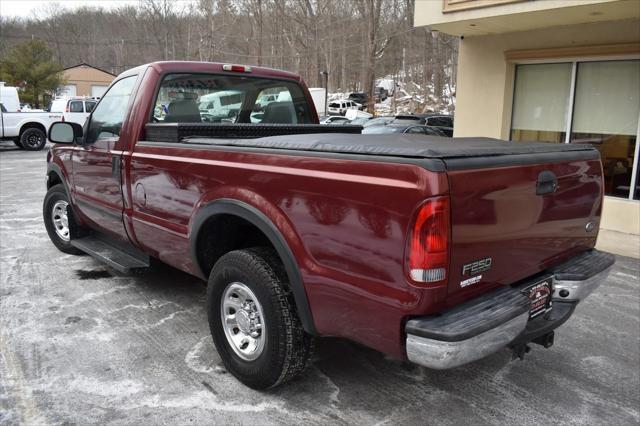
[{"left": 524, "top": 276, "right": 553, "bottom": 319}]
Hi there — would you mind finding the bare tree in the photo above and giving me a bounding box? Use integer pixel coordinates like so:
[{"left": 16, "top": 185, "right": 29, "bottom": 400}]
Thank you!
[{"left": 0, "top": 0, "right": 458, "bottom": 113}]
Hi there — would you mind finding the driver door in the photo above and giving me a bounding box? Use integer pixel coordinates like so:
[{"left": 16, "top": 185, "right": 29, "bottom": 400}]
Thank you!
[{"left": 72, "top": 75, "right": 138, "bottom": 242}]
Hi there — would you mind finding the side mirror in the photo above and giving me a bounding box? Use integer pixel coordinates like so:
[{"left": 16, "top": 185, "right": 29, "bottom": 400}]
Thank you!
[{"left": 48, "top": 122, "right": 83, "bottom": 144}]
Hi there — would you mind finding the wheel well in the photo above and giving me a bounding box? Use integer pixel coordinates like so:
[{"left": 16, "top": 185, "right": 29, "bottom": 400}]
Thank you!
[
  {"left": 20, "top": 122, "right": 47, "bottom": 137},
  {"left": 196, "top": 214, "right": 275, "bottom": 278},
  {"left": 47, "top": 171, "right": 62, "bottom": 190}
]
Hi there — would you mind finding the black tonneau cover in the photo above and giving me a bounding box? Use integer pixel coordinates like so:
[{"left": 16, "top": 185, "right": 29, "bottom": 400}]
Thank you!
[
  {"left": 184, "top": 133, "right": 596, "bottom": 160},
  {"left": 144, "top": 123, "right": 599, "bottom": 171}
]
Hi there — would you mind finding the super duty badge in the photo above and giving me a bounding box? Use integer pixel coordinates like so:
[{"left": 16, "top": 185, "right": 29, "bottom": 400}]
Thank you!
[{"left": 462, "top": 257, "right": 492, "bottom": 276}]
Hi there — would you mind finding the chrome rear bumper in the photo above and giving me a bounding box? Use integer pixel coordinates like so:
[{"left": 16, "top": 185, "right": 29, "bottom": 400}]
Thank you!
[
  {"left": 553, "top": 265, "right": 612, "bottom": 302},
  {"left": 405, "top": 250, "right": 614, "bottom": 370},
  {"left": 407, "top": 312, "right": 529, "bottom": 370}
]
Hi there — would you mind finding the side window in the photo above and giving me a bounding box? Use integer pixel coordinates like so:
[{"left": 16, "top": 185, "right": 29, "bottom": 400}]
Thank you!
[
  {"left": 69, "top": 101, "right": 83, "bottom": 113},
  {"left": 429, "top": 117, "right": 451, "bottom": 127},
  {"left": 86, "top": 76, "right": 137, "bottom": 144},
  {"left": 85, "top": 101, "right": 96, "bottom": 113}
]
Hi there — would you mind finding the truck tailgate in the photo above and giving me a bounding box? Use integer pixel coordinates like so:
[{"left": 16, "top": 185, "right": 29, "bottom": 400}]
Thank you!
[{"left": 445, "top": 151, "right": 603, "bottom": 300}]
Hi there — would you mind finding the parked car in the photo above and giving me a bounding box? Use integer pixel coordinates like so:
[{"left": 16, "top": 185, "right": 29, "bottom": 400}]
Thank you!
[
  {"left": 362, "top": 123, "right": 447, "bottom": 136},
  {"left": 49, "top": 97, "right": 98, "bottom": 126},
  {"left": 327, "top": 99, "right": 360, "bottom": 115},
  {"left": 394, "top": 114, "right": 454, "bottom": 136},
  {"left": 320, "top": 115, "right": 350, "bottom": 125},
  {"left": 348, "top": 92, "right": 369, "bottom": 108},
  {"left": 1, "top": 107, "right": 62, "bottom": 150},
  {"left": 45, "top": 61, "right": 612, "bottom": 391}
]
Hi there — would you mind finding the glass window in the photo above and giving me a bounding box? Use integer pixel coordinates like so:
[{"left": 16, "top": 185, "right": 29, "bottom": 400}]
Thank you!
[
  {"left": 85, "top": 101, "right": 96, "bottom": 113},
  {"left": 570, "top": 60, "right": 639, "bottom": 198},
  {"left": 250, "top": 87, "right": 297, "bottom": 123},
  {"left": 511, "top": 59, "right": 640, "bottom": 199},
  {"left": 152, "top": 73, "right": 314, "bottom": 125},
  {"left": 69, "top": 101, "right": 84, "bottom": 113},
  {"left": 510, "top": 63, "right": 572, "bottom": 143},
  {"left": 428, "top": 116, "right": 452, "bottom": 127},
  {"left": 406, "top": 126, "right": 425, "bottom": 134},
  {"left": 85, "top": 76, "right": 137, "bottom": 144}
]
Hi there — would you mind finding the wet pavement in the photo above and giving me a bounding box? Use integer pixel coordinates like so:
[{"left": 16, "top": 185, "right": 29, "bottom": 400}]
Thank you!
[{"left": 1, "top": 143, "right": 639, "bottom": 425}]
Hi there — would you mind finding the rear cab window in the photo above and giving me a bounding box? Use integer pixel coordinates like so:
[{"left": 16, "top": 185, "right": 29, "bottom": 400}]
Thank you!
[{"left": 151, "top": 73, "right": 314, "bottom": 125}]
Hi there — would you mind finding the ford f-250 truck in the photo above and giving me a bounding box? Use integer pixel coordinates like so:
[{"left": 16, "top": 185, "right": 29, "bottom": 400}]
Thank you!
[{"left": 44, "top": 61, "right": 614, "bottom": 389}]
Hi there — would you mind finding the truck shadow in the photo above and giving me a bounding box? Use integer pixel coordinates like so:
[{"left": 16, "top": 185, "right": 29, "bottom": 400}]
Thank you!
[{"left": 115, "top": 259, "right": 517, "bottom": 399}]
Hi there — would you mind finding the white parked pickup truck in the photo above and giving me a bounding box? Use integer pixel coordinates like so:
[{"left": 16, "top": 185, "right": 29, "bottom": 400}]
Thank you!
[{"left": 0, "top": 106, "right": 62, "bottom": 150}]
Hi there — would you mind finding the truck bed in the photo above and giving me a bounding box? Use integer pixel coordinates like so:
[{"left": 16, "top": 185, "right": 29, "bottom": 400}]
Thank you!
[{"left": 144, "top": 123, "right": 599, "bottom": 170}]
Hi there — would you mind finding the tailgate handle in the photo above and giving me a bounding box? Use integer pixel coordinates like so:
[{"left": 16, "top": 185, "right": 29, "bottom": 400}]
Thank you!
[{"left": 536, "top": 171, "right": 557, "bottom": 195}]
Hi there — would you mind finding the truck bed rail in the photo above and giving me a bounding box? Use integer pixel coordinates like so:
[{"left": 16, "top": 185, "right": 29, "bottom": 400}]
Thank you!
[{"left": 145, "top": 122, "right": 363, "bottom": 143}]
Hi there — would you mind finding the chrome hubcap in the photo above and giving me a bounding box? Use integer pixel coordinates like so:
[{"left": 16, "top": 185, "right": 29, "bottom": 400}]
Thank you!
[
  {"left": 51, "top": 200, "right": 70, "bottom": 241},
  {"left": 221, "top": 282, "right": 266, "bottom": 361}
]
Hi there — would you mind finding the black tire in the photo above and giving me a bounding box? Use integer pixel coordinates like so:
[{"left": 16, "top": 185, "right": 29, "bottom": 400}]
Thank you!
[
  {"left": 43, "top": 184, "right": 84, "bottom": 254},
  {"left": 13, "top": 138, "right": 23, "bottom": 149},
  {"left": 20, "top": 127, "right": 47, "bottom": 151},
  {"left": 207, "top": 248, "right": 314, "bottom": 389}
]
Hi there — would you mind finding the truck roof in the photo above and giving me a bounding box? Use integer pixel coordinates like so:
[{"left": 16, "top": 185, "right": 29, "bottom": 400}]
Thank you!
[{"left": 117, "top": 61, "right": 304, "bottom": 83}]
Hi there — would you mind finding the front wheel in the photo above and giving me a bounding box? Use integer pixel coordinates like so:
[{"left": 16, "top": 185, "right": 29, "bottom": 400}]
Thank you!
[
  {"left": 43, "top": 184, "right": 84, "bottom": 254},
  {"left": 20, "top": 127, "right": 47, "bottom": 151},
  {"left": 207, "top": 248, "right": 314, "bottom": 389}
]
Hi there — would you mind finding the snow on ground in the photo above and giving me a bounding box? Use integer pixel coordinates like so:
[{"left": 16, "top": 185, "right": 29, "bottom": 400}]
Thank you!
[{"left": 329, "top": 76, "right": 455, "bottom": 117}]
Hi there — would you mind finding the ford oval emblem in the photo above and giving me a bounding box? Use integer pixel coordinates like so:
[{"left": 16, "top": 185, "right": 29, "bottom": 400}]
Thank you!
[{"left": 585, "top": 221, "right": 596, "bottom": 233}]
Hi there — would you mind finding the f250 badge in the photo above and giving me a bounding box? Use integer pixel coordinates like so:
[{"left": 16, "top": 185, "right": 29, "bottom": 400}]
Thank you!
[{"left": 462, "top": 257, "right": 492, "bottom": 276}]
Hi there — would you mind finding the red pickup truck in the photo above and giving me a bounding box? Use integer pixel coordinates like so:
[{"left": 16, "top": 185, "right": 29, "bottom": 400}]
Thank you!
[{"left": 44, "top": 61, "right": 614, "bottom": 389}]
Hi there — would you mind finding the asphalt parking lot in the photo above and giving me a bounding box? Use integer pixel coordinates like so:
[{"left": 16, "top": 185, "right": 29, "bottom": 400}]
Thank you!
[{"left": 1, "top": 143, "right": 639, "bottom": 425}]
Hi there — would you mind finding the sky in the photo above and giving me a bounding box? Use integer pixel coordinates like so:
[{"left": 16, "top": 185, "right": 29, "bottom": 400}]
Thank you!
[{"left": 0, "top": 0, "right": 193, "bottom": 19}]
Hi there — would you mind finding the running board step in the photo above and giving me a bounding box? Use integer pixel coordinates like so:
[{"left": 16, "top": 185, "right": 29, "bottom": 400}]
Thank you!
[{"left": 71, "top": 236, "right": 150, "bottom": 273}]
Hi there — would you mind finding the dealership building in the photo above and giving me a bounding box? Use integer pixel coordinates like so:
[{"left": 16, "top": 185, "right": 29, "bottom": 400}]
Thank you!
[{"left": 415, "top": 0, "right": 640, "bottom": 254}]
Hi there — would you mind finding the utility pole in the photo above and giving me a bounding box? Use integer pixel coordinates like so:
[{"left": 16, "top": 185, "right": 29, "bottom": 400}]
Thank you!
[{"left": 320, "top": 70, "right": 329, "bottom": 117}]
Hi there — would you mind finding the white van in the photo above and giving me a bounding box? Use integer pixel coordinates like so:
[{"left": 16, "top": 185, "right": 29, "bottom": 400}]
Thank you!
[
  {"left": 199, "top": 91, "right": 244, "bottom": 119},
  {"left": 49, "top": 97, "right": 98, "bottom": 126},
  {"left": 0, "top": 83, "right": 20, "bottom": 112}
]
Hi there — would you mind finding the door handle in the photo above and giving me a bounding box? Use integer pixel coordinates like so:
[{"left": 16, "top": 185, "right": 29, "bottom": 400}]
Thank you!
[
  {"left": 112, "top": 156, "right": 122, "bottom": 180},
  {"left": 536, "top": 170, "right": 557, "bottom": 195}
]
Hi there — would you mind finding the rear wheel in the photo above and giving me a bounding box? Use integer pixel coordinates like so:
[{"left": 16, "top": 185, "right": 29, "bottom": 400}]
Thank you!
[
  {"left": 43, "top": 184, "right": 84, "bottom": 254},
  {"left": 207, "top": 248, "right": 314, "bottom": 389},
  {"left": 20, "top": 127, "right": 46, "bottom": 151}
]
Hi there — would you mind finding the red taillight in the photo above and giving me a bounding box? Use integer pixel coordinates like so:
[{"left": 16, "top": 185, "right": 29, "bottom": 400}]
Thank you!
[
  {"left": 406, "top": 196, "right": 450, "bottom": 284},
  {"left": 222, "top": 64, "right": 252, "bottom": 73},
  {"left": 65, "top": 105, "right": 69, "bottom": 112}
]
